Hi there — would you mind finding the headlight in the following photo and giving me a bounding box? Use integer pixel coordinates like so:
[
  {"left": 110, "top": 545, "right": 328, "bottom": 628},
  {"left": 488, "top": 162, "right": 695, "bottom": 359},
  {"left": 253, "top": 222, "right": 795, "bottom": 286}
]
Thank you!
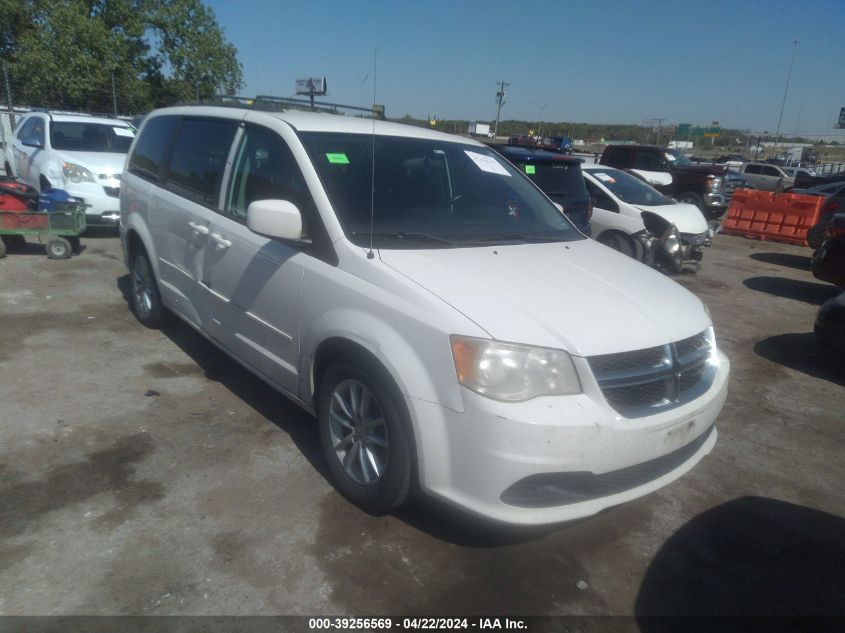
[
  {"left": 450, "top": 336, "right": 581, "bottom": 402},
  {"left": 62, "top": 162, "right": 94, "bottom": 184},
  {"left": 705, "top": 326, "right": 720, "bottom": 366},
  {"left": 661, "top": 225, "right": 681, "bottom": 254},
  {"left": 706, "top": 176, "right": 722, "bottom": 193}
]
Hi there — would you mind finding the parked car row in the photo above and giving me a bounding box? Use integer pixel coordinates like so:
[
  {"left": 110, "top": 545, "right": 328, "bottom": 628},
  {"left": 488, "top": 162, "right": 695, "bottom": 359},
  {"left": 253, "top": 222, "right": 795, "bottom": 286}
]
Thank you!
[
  {"left": 596, "top": 144, "right": 747, "bottom": 224},
  {"left": 114, "top": 105, "right": 729, "bottom": 525},
  {"left": 489, "top": 144, "right": 711, "bottom": 274}
]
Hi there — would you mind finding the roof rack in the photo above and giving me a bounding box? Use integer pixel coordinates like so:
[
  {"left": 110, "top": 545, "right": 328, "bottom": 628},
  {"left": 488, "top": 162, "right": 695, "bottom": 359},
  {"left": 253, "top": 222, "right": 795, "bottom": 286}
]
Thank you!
[{"left": 210, "top": 94, "right": 386, "bottom": 120}]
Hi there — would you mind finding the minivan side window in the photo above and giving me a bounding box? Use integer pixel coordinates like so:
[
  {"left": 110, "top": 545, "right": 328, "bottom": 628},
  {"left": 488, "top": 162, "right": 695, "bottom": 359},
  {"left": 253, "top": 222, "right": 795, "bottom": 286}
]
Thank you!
[
  {"left": 744, "top": 164, "right": 762, "bottom": 174},
  {"left": 585, "top": 180, "right": 619, "bottom": 213},
  {"left": 164, "top": 118, "right": 238, "bottom": 206},
  {"left": 225, "top": 126, "right": 315, "bottom": 235},
  {"left": 762, "top": 166, "right": 781, "bottom": 177},
  {"left": 127, "top": 116, "right": 180, "bottom": 183}
]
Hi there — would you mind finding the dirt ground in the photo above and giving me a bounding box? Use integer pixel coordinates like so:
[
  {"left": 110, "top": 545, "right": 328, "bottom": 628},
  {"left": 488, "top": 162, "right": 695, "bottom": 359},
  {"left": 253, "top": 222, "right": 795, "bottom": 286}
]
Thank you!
[{"left": 1, "top": 229, "right": 843, "bottom": 619}]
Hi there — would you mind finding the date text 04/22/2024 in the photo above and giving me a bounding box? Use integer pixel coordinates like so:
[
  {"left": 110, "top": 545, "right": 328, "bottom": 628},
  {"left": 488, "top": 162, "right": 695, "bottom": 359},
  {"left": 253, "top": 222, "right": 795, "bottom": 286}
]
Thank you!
[{"left": 307, "top": 618, "right": 528, "bottom": 630}]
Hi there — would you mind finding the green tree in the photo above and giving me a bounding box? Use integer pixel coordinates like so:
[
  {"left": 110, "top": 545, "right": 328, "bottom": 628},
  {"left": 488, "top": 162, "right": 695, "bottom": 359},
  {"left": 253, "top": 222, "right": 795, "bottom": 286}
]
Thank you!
[
  {"left": 6, "top": 0, "right": 242, "bottom": 113},
  {"left": 145, "top": 0, "right": 243, "bottom": 104}
]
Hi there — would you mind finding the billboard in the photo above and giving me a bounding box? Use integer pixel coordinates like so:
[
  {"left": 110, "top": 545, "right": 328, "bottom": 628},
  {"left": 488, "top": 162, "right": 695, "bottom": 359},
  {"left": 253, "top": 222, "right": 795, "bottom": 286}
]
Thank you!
[
  {"left": 295, "top": 77, "right": 327, "bottom": 96},
  {"left": 838, "top": 107, "right": 845, "bottom": 129}
]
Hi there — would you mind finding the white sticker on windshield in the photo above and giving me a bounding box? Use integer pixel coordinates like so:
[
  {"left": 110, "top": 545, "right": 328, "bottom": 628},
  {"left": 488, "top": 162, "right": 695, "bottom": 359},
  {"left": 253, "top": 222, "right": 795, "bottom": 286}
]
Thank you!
[
  {"left": 464, "top": 151, "right": 511, "bottom": 177},
  {"left": 113, "top": 127, "right": 135, "bottom": 138},
  {"left": 594, "top": 172, "right": 616, "bottom": 183}
]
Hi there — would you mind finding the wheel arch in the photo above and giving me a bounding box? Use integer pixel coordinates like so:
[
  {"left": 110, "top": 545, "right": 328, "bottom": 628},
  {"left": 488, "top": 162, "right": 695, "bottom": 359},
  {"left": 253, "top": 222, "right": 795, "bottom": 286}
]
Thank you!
[{"left": 310, "top": 334, "right": 422, "bottom": 488}]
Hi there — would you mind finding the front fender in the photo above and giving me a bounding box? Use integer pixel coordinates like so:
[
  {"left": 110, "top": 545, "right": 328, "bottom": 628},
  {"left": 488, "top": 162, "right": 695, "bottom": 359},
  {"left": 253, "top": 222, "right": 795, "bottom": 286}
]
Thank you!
[{"left": 300, "top": 307, "right": 464, "bottom": 415}]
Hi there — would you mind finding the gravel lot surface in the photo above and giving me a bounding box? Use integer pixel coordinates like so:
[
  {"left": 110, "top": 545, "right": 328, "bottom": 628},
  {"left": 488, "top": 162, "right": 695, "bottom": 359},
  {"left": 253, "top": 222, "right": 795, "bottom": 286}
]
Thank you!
[{"left": 1, "top": 230, "right": 843, "bottom": 618}]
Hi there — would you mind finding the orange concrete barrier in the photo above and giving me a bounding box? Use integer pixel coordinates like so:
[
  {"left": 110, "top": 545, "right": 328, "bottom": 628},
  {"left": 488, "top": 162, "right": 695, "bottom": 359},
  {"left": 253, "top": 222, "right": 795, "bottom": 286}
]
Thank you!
[{"left": 721, "top": 189, "right": 824, "bottom": 247}]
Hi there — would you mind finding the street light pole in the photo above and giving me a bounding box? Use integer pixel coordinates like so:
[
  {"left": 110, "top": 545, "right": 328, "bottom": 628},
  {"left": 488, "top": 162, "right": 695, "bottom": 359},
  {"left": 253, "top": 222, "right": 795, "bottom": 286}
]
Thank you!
[{"left": 773, "top": 39, "right": 799, "bottom": 155}]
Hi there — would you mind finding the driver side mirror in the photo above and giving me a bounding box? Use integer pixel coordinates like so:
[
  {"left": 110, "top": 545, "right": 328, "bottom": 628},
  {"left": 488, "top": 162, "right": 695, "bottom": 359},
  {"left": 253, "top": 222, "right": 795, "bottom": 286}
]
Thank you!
[
  {"left": 247, "top": 199, "right": 304, "bottom": 241},
  {"left": 21, "top": 137, "right": 44, "bottom": 149}
]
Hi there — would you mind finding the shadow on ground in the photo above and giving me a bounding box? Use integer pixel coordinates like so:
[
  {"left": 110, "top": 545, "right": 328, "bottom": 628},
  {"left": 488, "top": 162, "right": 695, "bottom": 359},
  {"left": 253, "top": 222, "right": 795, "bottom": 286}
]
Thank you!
[
  {"left": 749, "top": 252, "right": 812, "bottom": 271},
  {"left": 117, "top": 275, "right": 327, "bottom": 484},
  {"left": 754, "top": 332, "right": 845, "bottom": 387},
  {"left": 743, "top": 276, "right": 839, "bottom": 305},
  {"left": 635, "top": 496, "right": 845, "bottom": 631}
]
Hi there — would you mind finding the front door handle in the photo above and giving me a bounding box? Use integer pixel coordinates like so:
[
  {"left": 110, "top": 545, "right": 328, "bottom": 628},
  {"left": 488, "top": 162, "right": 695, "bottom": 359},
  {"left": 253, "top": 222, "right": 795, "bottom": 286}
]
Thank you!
[
  {"left": 210, "top": 233, "right": 232, "bottom": 248},
  {"left": 188, "top": 221, "right": 209, "bottom": 235}
]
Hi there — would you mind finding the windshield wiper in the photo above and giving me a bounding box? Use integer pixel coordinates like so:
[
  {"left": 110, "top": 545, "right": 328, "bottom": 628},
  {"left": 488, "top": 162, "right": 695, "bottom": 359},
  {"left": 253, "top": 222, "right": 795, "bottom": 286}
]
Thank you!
[
  {"left": 464, "top": 233, "right": 562, "bottom": 244},
  {"left": 351, "top": 231, "right": 457, "bottom": 246}
]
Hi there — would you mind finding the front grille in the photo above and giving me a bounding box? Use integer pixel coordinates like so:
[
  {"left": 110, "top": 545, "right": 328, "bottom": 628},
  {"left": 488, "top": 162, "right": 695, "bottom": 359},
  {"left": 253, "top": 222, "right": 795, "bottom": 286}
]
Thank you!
[
  {"left": 103, "top": 186, "right": 120, "bottom": 198},
  {"left": 681, "top": 231, "right": 708, "bottom": 246},
  {"left": 588, "top": 330, "right": 716, "bottom": 418},
  {"left": 723, "top": 174, "right": 746, "bottom": 204}
]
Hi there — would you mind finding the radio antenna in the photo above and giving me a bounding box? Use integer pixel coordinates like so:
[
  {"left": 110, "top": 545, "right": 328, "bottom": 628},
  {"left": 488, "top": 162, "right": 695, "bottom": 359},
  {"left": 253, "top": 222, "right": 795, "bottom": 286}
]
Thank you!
[{"left": 367, "top": 48, "right": 377, "bottom": 260}]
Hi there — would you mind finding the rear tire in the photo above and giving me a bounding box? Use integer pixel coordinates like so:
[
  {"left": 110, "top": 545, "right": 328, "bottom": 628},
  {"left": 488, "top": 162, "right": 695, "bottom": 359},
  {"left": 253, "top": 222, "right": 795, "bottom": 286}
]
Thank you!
[
  {"left": 318, "top": 360, "right": 413, "bottom": 513},
  {"left": 46, "top": 237, "right": 71, "bottom": 259},
  {"left": 130, "top": 249, "right": 165, "bottom": 327},
  {"left": 3, "top": 162, "right": 12, "bottom": 178},
  {"left": 597, "top": 231, "right": 635, "bottom": 258}
]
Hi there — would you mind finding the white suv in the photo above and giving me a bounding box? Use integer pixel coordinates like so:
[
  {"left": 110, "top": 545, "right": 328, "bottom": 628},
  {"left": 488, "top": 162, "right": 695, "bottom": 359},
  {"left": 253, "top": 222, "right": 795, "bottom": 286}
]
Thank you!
[
  {"left": 4, "top": 111, "right": 136, "bottom": 224},
  {"left": 119, "top": 105, "right": 729, "bottom": 525}
]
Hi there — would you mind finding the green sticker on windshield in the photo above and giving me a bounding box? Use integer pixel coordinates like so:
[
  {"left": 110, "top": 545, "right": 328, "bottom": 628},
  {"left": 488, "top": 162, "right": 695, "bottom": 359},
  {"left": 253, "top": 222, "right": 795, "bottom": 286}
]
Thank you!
[
  {"left": 525, "top": 165, "right": 536, "bottom": 174},
  {"left": 326, "top": 152, "right": 349, "bottom": 164}
]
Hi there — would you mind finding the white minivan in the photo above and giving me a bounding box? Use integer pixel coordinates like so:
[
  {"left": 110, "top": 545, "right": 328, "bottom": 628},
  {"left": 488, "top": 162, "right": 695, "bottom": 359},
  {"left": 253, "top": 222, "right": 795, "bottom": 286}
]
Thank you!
[{"left": 120, "top": 106, "right": 729, "bottom": 525}]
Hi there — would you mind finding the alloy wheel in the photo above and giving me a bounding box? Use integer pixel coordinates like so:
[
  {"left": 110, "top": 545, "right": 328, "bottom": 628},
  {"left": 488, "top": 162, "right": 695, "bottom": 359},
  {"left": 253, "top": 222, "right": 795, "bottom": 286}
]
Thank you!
[{"left": 328, "top": 379, "right": 389, "bottom": 485}]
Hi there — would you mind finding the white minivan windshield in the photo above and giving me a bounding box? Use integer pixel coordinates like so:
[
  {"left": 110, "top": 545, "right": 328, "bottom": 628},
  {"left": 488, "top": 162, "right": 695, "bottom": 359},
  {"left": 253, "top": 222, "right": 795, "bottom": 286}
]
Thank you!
[{"left": 301, "top": 133, "right": 584, "bottom": 248}]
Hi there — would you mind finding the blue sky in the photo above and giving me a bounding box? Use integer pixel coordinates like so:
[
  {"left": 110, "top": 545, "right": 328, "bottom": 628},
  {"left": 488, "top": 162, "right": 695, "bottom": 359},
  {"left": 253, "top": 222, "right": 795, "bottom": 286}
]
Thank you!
[{"left": 205, "top": 0, "right": 845, "bottom": 139}]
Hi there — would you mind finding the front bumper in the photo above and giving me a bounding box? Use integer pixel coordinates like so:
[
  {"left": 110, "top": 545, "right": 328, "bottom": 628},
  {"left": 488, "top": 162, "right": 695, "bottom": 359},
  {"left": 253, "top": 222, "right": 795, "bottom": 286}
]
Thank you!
[
  {"left": 62, "top": 181, "right": 121, "bottom": 225},
  {"left": 409, "top": 351, "right": 729, "bottom": 525}
]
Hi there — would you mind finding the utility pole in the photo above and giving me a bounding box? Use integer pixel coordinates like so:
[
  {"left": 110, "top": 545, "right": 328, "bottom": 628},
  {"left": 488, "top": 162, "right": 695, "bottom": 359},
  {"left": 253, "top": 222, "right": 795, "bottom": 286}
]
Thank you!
[
  {"left": 494, "top": 80, "right": 508, "bottom": 138},
  {"left": 654, "top": 117, "right": 665, "bottom": 146},
  {"left": 773, "top": 39, "right": 799, "bottom": 155},
  {"left": 2, "top": 59, "right": 14, "bottom": 129},
  {"left": 111, "top": 72, "right": 118, "bottom": 117}
]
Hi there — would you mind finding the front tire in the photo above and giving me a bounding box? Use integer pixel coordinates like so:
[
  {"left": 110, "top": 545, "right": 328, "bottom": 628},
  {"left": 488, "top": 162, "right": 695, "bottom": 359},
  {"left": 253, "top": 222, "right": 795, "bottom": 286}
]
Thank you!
[
  {"left": 130, "top": 249, "right": 165, "bottom": 327},
  {"left": 318, "top": 361, "right": 413, "bottom": 513}
]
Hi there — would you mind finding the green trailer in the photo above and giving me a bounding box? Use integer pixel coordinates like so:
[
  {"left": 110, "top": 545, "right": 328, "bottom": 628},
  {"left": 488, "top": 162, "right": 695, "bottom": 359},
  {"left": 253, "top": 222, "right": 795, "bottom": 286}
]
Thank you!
[{"left": 0, "top": 199, "right": 87, "bottom": 260}]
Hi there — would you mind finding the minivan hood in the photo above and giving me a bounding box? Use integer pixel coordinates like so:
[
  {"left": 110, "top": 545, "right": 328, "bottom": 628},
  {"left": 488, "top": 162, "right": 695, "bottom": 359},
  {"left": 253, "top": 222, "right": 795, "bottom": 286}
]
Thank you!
[
  {"left": 379, "top": 240, "right": 710, "bottom": 357},
  {"left": 55, "top": 151, "right": 126, "bottom": 175},
  {"left": 635, "top": 203, "right": 709, "bottom": 234}
]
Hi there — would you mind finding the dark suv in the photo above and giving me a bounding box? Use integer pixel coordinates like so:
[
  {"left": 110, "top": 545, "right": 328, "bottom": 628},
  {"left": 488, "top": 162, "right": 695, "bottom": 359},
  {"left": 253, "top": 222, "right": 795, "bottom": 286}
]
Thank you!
[
  {"left": 599, "top": 145, "right": 746, "bottom": 222},
  {"left": 491, "top": 144, "right": 591, "bottom": 234}
]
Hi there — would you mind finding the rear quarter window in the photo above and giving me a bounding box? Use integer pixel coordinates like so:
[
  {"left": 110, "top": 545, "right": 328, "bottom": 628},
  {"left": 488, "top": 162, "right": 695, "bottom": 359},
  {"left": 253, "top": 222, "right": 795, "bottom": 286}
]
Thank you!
[
  {"left": 127, "top": 116, "right": 180, "bottom": 183},
  {"left": 523, "top": 161, "right": 589, "bottom": 204}
]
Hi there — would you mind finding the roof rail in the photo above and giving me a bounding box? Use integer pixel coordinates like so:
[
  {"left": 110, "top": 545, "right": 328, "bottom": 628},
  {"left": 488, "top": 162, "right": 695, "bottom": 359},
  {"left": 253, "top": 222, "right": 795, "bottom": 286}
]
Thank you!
[{"left": 209, "top": 94, "right": 386, "bottom": 120}]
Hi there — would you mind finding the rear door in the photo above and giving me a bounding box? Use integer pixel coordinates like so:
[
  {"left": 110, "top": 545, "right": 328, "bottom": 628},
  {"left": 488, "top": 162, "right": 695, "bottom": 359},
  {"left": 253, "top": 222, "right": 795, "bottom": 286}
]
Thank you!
[
  {"left": 200, "top": 121, "right": 314, "bottom": 394},
  {"left": 742, "top": 164, "right": 764, "bottom": 189},
  {"left": 147, "top": 116, "right": 239, "bottom": 326}
]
